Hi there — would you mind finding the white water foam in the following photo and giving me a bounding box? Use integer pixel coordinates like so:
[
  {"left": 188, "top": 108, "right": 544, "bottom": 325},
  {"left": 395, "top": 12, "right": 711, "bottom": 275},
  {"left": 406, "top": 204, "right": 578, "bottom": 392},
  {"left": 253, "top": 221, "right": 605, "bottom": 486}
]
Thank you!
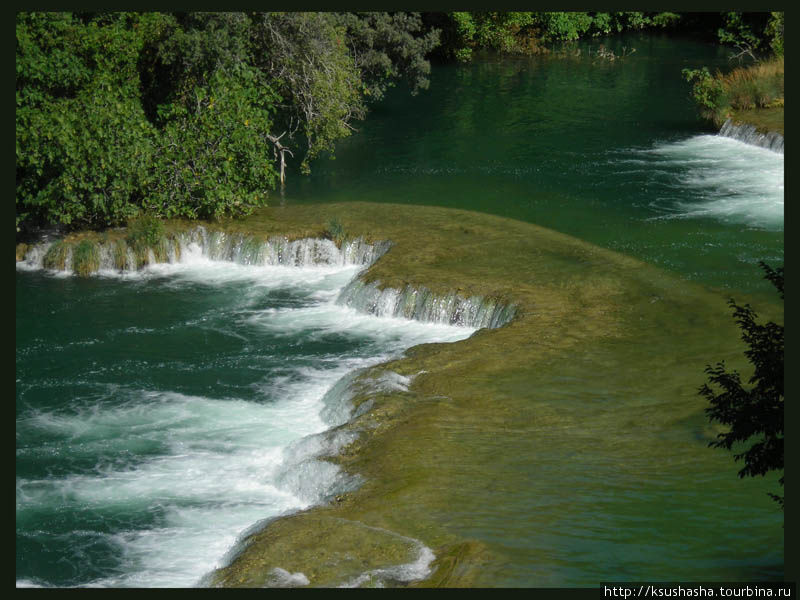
[
  {"left": 337, "top": 522, "right": 437, "bottom": 588},
  {"left": 16, "top": 254, "right": 474, "bottom": 587},
  {"left": 93, "top": 241, "right": 364, "bottom": 290},
  {"left": 268, "top": 568, "right": 311, "bottom": 587},
  {"left": 621, "top": 135, "right": 783, "bottom": 230}
]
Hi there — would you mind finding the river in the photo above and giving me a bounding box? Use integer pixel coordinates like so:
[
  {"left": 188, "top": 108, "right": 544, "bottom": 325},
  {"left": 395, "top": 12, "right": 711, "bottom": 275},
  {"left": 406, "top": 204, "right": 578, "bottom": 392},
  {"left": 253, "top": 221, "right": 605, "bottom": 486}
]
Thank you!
[{"left": 16, "top": 32, "right": 784, "bottom": 587}]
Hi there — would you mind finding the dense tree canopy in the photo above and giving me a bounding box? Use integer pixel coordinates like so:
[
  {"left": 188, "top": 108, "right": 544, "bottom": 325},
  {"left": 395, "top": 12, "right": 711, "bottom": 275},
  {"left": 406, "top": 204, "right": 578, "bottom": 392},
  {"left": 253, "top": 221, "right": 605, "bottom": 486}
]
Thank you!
[
  {"left": 16, "top": 11, "right": 441, "bottom": 234},
  {"left": 424, "top": 11, "right": 682, "bottom": 61}
]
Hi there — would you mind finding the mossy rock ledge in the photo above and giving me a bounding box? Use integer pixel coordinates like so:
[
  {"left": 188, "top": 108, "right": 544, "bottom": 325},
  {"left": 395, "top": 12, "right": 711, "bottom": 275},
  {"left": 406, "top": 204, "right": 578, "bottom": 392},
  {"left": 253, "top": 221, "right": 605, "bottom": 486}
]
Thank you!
[{"left": 201, "top": 203, "right": 779, "bottom": 587}]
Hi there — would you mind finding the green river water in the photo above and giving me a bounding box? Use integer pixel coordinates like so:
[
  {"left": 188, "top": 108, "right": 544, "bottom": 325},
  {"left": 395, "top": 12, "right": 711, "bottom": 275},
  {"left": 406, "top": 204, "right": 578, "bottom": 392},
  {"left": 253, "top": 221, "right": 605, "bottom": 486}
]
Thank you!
[
  {"left": 16, "top": 32, "right": 784, "bottom": 587},
  {"left": 287, "top": 32, "right": 783, "bottom": 299}
]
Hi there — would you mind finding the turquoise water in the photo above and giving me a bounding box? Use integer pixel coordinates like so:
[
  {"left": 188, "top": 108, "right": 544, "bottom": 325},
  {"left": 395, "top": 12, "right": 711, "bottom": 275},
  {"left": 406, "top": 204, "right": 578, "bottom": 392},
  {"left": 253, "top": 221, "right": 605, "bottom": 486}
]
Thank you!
[
  {"left": 16, "top": 33, "right": 783, "bottom": 587},
  {"left": 16, "top": 258, "right": 473, "bottom": 586},
  {"left": 286, "top": 33, "right": 783, "bottom": 298}
]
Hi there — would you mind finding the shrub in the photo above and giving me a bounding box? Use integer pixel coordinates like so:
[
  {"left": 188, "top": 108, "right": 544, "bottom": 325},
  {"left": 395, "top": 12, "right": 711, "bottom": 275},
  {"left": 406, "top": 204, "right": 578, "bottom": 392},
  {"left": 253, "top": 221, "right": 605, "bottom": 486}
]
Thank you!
[
  {"left": 682, "top": 67, "right": 726, "bottom": 125},
  {"left": 683, "top": 57, "right": 783, "bottom": 126}
]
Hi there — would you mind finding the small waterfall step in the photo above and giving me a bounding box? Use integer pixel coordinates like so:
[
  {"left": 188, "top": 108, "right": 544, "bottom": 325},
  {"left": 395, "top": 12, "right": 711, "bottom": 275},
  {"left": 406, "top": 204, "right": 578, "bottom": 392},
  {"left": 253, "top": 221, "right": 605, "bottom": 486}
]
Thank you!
[{"left": 718, "top": 118, "right": 784, "bottom": 154}]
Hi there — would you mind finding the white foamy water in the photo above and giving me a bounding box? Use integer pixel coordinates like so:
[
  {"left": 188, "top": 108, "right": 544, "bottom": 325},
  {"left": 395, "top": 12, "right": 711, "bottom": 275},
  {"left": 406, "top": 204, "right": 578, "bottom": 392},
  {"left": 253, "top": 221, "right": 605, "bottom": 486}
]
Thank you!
[
  {"left": 337, "top": 522, "right": 437, "bottom": 588},
  {"left": 615, "top": 135, "right": 783, "bottom": 230},
  {"left": 16, "top": 254, "right": 474, "bottom": 588}
]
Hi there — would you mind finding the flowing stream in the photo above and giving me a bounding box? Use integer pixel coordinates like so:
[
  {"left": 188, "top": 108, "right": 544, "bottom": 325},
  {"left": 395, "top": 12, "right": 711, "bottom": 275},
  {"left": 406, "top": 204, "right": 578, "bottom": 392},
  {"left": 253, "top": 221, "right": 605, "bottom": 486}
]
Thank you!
[
  {"left": 16, "top": 32, "right": 783, "bottom": 587},
  {"left": 16, "top": 244, "right": 477, "bottom": 587}
]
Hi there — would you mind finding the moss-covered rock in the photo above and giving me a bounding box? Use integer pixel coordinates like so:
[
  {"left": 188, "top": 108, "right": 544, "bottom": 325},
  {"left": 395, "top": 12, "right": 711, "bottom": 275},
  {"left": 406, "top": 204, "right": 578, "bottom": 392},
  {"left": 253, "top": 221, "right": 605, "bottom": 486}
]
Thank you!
[
  {"left": 42, "top": 240, "right": 70, "bottom": 271},
  {"left": 71, "top": 239, "right": 100, "bottom": 277},
  {"left": 207, "top": 203, "right": 782, "bottom": 587}
]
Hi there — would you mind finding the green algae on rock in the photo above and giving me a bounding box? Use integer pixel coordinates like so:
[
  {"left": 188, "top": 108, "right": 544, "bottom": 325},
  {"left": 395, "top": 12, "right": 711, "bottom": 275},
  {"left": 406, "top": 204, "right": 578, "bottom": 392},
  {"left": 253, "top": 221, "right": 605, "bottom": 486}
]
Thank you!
[{"left": 200, "top": 203, "right": 782, "bottom": 587}]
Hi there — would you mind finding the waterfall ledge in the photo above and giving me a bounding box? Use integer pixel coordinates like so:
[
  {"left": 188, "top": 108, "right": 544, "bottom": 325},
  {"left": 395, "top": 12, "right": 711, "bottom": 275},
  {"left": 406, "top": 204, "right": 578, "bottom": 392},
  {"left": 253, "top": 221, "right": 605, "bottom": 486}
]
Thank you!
[{"left": 718, "top": 118, "right": 784, "bottom": 153}]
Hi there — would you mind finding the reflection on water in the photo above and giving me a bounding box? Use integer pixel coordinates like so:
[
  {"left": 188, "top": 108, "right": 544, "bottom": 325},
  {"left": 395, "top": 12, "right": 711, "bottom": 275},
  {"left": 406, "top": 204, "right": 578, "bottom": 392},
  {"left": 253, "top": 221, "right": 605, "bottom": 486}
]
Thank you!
[{"left": 286, "top": 33, "right": 782, "bottom": 297}]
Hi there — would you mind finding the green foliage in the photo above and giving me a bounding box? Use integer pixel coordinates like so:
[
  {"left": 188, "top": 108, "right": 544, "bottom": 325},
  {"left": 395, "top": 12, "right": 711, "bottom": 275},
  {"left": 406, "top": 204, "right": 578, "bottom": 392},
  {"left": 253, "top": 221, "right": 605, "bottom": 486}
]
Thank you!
[
  {"left": 325, "top": 217, "right": 346, "bottom": 246},
  {"left": 590, "top": 12, "right": 680, "bottom": 35},
  {"left": 701, "top": 263, "right": 784, "bottom": 509},
  {"left": 126, "top": 215, "right": 164, "bottom": 251},
  {"left": 151, "top": 66, "right": 277, "bottom": 219},
  {"left": 717, "top": 12, "right": 762, "bottom": 58},
  {"left": 72, "top": 239, "right": 100, "bottom": 276},
  {"left": 450, "top": 12, "right": 476, "bottom": 61},
  {"left": 333, "top": 13, "right": 440, "bottom": 100},
  {"left": 427, "top": 12, "right": 541, "bottom": 59},
  {"left": 716, "top": 12, "right": 784, "bottom": 61},
  {"left": 765, "top": 12, "right": 784, "bottom": 57},
  {"left": 682, "top": 67, "right": 726, "bottom": 124},
  {"left": 16, "top": 12, "right": 162, "bottom": 230},
  {"left": 474, "top": 13, "right": 539, "bottom": 51},
  {"left": 42, "top": 240, "right": 69, "bottom": 270},
  {"left": 144, "top": 12, "right": 255, "bottom": 127},
  {"left": 537, "top": 12, "right": 593, "bottom": 42},
  {"left": 682, "top": 67, "right": 720, "bottom": 109},
  {"left": 433, "top": 11, "right": 683, "bottom": 60},
  {"left": 251, "top": 12, "right": 367, "bottom": 173},
  {"left": 651, "top": 12, "right": 682, "bottom": 28},
  {"left": 17, "top": 11, "right": 442, "bottom": 234}
]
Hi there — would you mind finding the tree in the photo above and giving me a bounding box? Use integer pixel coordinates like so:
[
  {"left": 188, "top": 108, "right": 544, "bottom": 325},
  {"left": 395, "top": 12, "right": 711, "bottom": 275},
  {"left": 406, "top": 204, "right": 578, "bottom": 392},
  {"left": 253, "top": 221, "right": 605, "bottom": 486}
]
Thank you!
[
  {"left": 150, "top": 65, "right": 278, "bottom": 220},
  {"left": 16, "top": 12, "right": 165, "bottom": 231},
  {"left": 16, "top": 11, "right": 443, "bottom": 233},
  {"left": 700, "top": 262, "right": 784, "bottom": 508},
  {"left": 250, "top": 12, "right": 366, "bottom": 174},
  {"left": 332, "top": 12, "right": 440, "bottom": 101}
]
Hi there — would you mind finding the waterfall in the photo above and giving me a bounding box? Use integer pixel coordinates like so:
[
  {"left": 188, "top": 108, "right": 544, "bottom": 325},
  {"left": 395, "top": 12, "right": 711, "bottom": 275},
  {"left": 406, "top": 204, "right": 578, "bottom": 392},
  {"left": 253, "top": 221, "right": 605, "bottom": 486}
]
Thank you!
[
  {"left": 718, "top": 118, "right": 784, "bottom": 154},
  {"left": 336, "top": 278, "right": 516, "bottom": 329},
  {"left": 17, "top": 226, "right": 516, "bottom": 330},
  {"left": 16, "top": 226, "right": 392, "bottom": 273}
]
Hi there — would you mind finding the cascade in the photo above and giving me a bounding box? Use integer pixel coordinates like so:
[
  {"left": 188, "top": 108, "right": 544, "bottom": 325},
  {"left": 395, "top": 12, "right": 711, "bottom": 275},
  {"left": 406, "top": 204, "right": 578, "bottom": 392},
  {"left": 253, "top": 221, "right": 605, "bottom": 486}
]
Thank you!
[
  {"left": 17, "top": 226, "right": 516, "bottom": 330},
  {"left": 718, "top": 118, "right": 784, "bottom": 154},
  {"left": 16, "top": 226, "right": 392, "bottom": 273},
  {"left": 336, "top": 278, "right": 516, "bottom": 329}
]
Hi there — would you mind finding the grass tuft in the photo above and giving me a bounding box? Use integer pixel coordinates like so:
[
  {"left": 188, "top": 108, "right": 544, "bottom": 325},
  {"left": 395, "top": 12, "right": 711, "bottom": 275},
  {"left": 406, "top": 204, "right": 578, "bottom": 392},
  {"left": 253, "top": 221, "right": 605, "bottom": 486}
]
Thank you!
[
  {"left": 152, "top": 237, "right": 170, "bottom": 263},
  {"left": 72, "top": 240, "right": 100, "bottom": 276},
  {"left": 325, "top": 218, "right": 346, "bottom": 247},
  {"left": 43, "top": 240, "right": 70, "bottom": 271},
  {"left": 113, "top": 239, "right": 129, "bottom": 271},
  {"left": 719, "top": 57, "right": 784, "bottom": 112},
  {"left": 126, "top": 215, "right": 165, "bottom": 269}
]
